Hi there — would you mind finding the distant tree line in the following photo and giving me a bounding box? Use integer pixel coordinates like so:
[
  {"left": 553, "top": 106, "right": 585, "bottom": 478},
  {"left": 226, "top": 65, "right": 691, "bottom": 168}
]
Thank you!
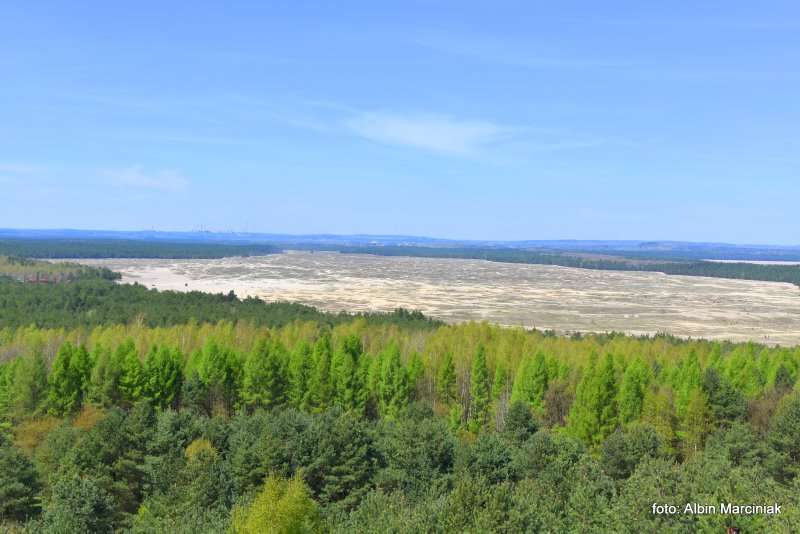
[
  {"left": 4, "top": 238, "right": 800, "bottom": 286},
  {"left": 0, "top": 256, "right": 119, "bottom": 283},
  {"left": 325, "top": 245, "right": 800, "bottom": 287},
  {"left": 0, "top": 239, "right": 280, "bottom": 259}
]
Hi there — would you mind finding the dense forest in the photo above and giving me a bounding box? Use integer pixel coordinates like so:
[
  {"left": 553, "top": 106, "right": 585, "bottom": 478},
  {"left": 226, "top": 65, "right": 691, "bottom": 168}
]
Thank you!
[
  {"left": 0, "top": 239, "right": 279, "bottom": 259},
  {"left": 0, "top": 277, "right": 438, "bottom": 330},
  {"left": 326, "top": 245, "right": 800, "bottom": 287},
  {"left": 2, "top": 312, "right": 800, "bottom": 531},
  {"left": 0, "top": 256, "right": 119, "bottom": 284}
]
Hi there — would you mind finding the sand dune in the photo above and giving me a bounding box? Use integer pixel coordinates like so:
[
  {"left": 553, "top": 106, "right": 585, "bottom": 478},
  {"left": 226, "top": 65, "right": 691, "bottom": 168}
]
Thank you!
[{"left": 79, "top": 252, "right": 800, "bottom": 345}]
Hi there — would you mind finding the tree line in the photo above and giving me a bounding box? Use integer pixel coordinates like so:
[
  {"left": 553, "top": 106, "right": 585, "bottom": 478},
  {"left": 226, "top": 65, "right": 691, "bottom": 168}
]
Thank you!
[
  {"left": 0, "top": 239, "right": 280, "bottom": 259},
  {"left": 324, "top": 245, "right": 800, "bottom": 287},
  {"left": 0, "top": 256, "right": 119, "bottom": 283},
  {"left": 0, "top": 277, "right": 439, "bottom": 329}
]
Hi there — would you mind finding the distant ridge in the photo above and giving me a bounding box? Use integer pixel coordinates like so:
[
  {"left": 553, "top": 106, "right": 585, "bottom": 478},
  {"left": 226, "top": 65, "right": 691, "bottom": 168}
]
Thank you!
[{"left": 1, "top": 228, "right": 798, "bottom": 249}]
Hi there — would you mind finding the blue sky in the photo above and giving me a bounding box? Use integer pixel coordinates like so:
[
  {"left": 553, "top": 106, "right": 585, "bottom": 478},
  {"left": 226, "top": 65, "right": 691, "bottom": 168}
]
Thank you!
[{"left": 1, "top": 1, "right": 798, "bottom": 244}]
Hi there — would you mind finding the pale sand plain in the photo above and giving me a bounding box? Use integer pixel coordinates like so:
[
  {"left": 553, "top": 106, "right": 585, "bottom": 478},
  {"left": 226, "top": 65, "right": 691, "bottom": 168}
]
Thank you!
[{"left": 78, "top": 252, "right": 800, "bottom": 345}]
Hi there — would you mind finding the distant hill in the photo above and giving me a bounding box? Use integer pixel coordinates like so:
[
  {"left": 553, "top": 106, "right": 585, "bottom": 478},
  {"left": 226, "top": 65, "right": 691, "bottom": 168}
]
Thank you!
[{"left": 1, "top": 228, "right": 799, "bottom": 261}]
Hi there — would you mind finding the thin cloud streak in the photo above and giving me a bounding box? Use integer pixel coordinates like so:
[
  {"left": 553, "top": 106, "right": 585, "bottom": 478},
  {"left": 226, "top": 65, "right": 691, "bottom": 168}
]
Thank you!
[{"left": 343, "top": 112, "right": 513, "bottom": 155}]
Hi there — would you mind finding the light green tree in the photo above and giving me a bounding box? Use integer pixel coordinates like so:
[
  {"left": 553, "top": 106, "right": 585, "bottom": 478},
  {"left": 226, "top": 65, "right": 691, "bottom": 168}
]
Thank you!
[
  {"left": 617, "top": 357, "right": 651, "bottom": 424},
  {"left": 288, "top": 342, "right": 313, "bottom": 410},
  {"left": 437, "top": 352, "right": 457, "bottom": 405},
  {"left": 242, "top": 339, "right": 288, "bottom": 410},
  {"left": 673, "top": 350, "right": 702, "bottom": 419},
  {"left": 48, "top": 342, "right": 82, "bottom": 415},
  {"left": 308, "top": 335, "right": 333, "bottom": 411},
  {"left": 119, "top": 340, "right": 145, "bottom": 405},
  {"left": 468, "top": 345, "right": 491, "bottom": 433},
  {"left": 88, "top": 344, "right": 124, "bottom": 407},
  {"left": 640, "top": 386, "right": 677, "bottom": 454},
  {"left": 407, "top": 351, "right": 425, "bottom": 398},
  {"left": 379, "top": 345, "right": 410, "bottom": 420},
  {"left": 9, "top": 351, "right": 49, "bottom": 417},
  {"left": 142, "top": 346, "right": 183, "bottom": 409},
  {"left": 331, "top": 341, "right": 364, "bottom": 414},
  {"left": 681, "top": 387, "right": 710, "bottom": 456},
  {"left": 510, "top": 351, "right": 549, "bottom": 410},
  {"left": 569, "top": 353, "right": 619, "bottom": 445},
  {"left": 231, "top": 474, "right": 322, "bottom": 534}
]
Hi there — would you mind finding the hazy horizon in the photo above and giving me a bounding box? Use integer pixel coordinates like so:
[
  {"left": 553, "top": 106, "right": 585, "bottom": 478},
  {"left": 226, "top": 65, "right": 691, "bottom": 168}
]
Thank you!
[{"left": 3, "top": 225, "right": 800, "bottom": 248}]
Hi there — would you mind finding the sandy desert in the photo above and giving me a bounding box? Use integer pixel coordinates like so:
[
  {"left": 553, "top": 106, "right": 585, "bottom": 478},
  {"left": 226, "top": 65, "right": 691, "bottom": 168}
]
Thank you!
[{"left": 78, "top": 252, "right": 800, "bottom": 345}]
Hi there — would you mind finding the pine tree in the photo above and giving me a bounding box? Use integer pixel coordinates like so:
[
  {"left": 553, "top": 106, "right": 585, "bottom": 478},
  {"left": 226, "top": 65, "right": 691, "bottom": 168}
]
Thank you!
[
  {"left": 11, "top": 352, "right": 48, "bottom": 416},
  {"left": 89, "top": 344, "right": 124, "bottom": 407},
  {"left": 618, "top": 357, "right": 651, "bottom": 424},
  {"left": 288, "top": 342, "right": 313, "bottom": 410},
  {"left": 142, "top": 346, "right": 183, "bottom": 409},
  {"left": 701, "top": 367, "right": 747, "bottom": 425},
  {"left": 468, "top": 345, "right": 491, "bottom": 433},
  {"left": 568, "top": 353, "right": 619, "bottom": 445},
  {"left": 70, "top": 345, "right": 93, "bottom": 401},
  {"left": 510, "top": 351, "right": 549, "bottom": 410},
  {"left": 407, "top": 351, "right": 424, "bottom": 399},
  {"left": 192, "top": 340, "right": 243, "bottom": 415},
  {"left": 340, "top": 334, "right": 362, "bottom": 360},
  {"left": 241, "top": 339, "right": 288, "bottom": 410},
  {"left": 48, "top": 343, "right": 82, "bottom": 415},
  {"left": 118, "top": 340, "right": 145, "bottom": 405},
  {"left": 595, "top": 354, "right": 620, "bottom": 440},
  {"left": 772, "top": 363, "right": 795, "bottom": 394},
  {"left": 436, "top": 352, "right": 457, "bottom": 405},
  {"left": 308, "top": 335, "right": 333, "bottom": 411},
  {"left": 768, "top": 394, "right": 800, "bottom": 481},
  {"left": 331, "top": 336, "right": 367, "bottom": 414},
  {"left": 355, "top": 353, "right": 373, "bottom": 418},
  {"left": 331, "top": 335, "right": 363, "bottom": 413},
  {"left": 568, "top": 353, "right": 599, "bottom": 444},
  {"left": 331, "top": 348, "right": 356, "bottom": 411},
  {"left": 640, "top": 386, "right": 677, "bottom": 454},
  {"left": 378, "top": 345, "right": 409, "bottom": 420},
  {"left": 0, "top": 436, "right": 42, "bottom": 521}
]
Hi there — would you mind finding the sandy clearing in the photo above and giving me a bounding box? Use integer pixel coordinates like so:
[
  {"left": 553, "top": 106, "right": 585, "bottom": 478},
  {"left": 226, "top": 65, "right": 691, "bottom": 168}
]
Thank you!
[{"left": 77, "top": 252, "right": 800, "bottom": 346}]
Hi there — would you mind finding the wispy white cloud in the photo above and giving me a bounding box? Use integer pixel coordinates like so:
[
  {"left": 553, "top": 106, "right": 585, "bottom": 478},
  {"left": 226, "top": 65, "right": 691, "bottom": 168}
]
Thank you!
[
  {"left": 343, "top": 112, "right": 512, "bottom": 155},
  {"left": 107, "top": 166, "right": 189, "bottom": 193}
]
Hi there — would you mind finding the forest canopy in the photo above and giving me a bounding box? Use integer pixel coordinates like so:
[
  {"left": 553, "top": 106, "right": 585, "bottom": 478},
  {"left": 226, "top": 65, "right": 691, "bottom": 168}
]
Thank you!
[
  {"left": 0, "top": 276, "right": 438, "bottom": 330},
  {"left": 0, "top": 256, "right": 119, "bottom": 283},
  {"left": 1, "top": 311, "right": 799, "bottom": 532}
]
